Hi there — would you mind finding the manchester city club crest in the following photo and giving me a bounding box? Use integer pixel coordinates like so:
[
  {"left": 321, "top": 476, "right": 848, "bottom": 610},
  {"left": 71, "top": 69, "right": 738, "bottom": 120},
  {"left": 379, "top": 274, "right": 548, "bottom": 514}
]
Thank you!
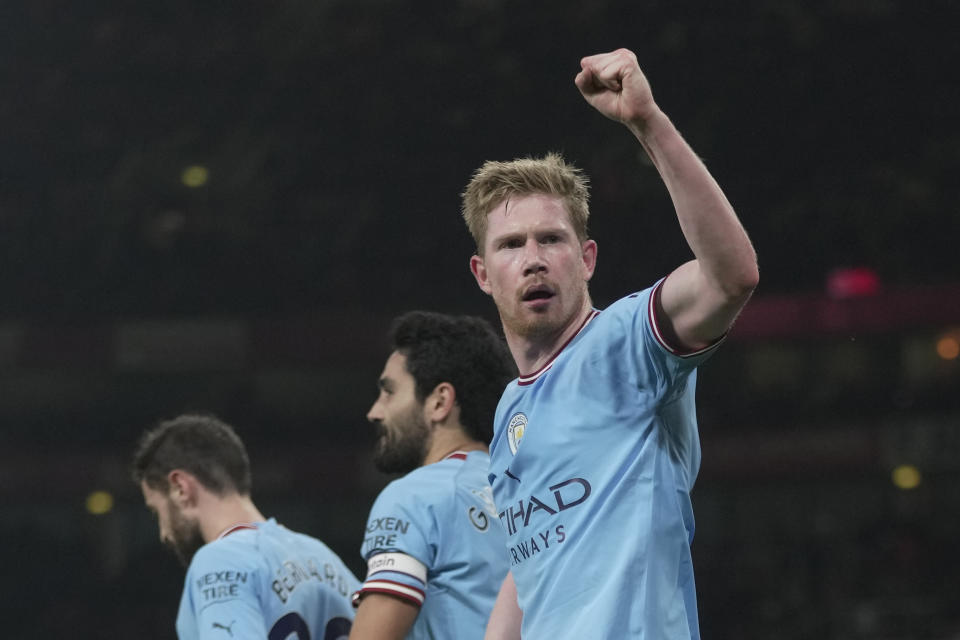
[{"left": 507, "top": 412, "right": 527, "bottom": 455}]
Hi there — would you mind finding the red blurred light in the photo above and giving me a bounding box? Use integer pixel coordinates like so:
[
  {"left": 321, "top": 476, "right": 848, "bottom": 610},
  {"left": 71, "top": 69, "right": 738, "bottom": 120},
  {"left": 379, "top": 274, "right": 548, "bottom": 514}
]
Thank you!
[{"left": 826, "top": 267, "right": 881, "bottom": 299}]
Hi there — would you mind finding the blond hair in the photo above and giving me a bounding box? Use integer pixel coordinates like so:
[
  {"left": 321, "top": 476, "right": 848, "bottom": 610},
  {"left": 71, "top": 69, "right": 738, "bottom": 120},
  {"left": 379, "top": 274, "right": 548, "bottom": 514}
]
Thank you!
[{"left": 460, "top": 152, "right": 590, "bottom": 254}]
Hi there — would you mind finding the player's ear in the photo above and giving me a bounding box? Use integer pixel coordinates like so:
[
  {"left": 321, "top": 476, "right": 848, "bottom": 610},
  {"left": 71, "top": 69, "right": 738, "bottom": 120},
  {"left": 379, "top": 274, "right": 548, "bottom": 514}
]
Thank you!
[
  {"left": 167, "top": 470, "right": 198, "bottom": 507},
  {"left": 581, "top": 239, "right": 598, "bottom": 282},
  {"left": 425, "top": 382, "right": 456, "bottom": 424},
  {"left": 469, "top": 255, "right": 492, "bottom": 295}
]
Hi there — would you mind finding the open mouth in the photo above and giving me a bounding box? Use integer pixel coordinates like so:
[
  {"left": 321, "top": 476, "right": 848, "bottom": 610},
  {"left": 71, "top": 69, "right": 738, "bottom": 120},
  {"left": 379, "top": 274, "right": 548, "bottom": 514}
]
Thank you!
[{"left": 522, "top": 285, "right": 555, "bottom": 302}]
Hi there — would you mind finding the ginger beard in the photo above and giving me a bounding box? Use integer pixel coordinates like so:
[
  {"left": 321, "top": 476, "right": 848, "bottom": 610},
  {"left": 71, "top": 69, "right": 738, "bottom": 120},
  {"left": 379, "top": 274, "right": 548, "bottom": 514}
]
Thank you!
[{"left": 497, "top": 275, "right": 590, "bottom": 342}]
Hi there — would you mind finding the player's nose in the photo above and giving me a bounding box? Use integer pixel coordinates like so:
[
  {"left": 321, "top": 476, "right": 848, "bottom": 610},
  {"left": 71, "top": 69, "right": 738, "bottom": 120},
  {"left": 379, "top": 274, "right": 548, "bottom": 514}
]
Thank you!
[{"left": 521, "top": 242, "right": 547, "bottom": 276}]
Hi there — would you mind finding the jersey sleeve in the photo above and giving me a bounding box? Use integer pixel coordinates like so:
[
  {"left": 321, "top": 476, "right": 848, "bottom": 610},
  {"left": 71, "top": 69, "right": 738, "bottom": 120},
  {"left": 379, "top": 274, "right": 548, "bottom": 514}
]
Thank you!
[
  {"left": 180, "top": 543, "right": 267, "bottom": 640},
  {"left": 606, "top": 281, "right": 718, "bottom": 482},
  {"left": 613, "top": 278, "right": 723, "bottom": 398},
  {"left": 354, "top": 475, "right": 438, "bottom": 608},
  {"left": 644, "top": 276, "right": 726, "bottom": 366}
]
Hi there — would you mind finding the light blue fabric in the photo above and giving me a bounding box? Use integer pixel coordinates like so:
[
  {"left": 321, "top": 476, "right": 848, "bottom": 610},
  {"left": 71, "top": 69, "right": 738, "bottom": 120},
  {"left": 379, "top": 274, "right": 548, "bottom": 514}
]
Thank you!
[
  {"left": 176, "top": 518, "right": 359, "bottom": 640},
  {"left": 359, "top": 451, "right": 509, "bottom": 639},
  {"left": 489, "top": 282, "right": 719, "bottom": 639}
]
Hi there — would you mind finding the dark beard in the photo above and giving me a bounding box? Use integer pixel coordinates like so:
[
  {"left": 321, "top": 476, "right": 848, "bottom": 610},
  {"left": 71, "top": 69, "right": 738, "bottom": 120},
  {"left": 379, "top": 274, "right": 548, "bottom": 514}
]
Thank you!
[
  {"left": 372, "top": 413, "right": 429, "bottom": 475},
  {"left": 165, "top": 502, "right": 205, "bottom": 567}
]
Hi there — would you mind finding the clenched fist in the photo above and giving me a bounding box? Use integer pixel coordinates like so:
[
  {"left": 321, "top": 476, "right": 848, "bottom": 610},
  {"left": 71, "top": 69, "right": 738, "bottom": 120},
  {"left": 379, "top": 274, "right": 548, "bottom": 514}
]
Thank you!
[{"left": 575, "top": 48, "right": 660, "bottom": 131}]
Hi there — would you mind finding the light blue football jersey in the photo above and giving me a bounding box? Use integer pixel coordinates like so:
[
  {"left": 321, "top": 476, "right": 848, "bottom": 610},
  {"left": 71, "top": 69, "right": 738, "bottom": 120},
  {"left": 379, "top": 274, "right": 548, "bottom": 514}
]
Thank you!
[
  {"left": 488, "top": 280, "right": 720, "bottom": 640},
  {"left": 175, "top": 518, "right": 359, "bottom": 640},
  {"left": 356, "top": 451, "right": 509, "bottom": 639}
]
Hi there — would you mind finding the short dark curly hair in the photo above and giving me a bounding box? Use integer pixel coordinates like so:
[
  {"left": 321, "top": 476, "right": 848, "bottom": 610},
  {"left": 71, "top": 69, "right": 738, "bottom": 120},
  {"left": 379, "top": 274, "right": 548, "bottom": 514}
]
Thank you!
[
  {"left": 131, "top": 413, "right": 252, "bottom": 496},
  {"left": 391, "top": 311, "right": 516, "bottom": 443}
]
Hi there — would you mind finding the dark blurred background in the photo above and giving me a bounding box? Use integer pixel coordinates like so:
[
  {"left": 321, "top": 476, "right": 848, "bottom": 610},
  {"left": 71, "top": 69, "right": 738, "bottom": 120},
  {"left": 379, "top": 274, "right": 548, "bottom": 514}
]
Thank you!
[{"left": 2, "top": 0, "right": 958, "bottom": 637}]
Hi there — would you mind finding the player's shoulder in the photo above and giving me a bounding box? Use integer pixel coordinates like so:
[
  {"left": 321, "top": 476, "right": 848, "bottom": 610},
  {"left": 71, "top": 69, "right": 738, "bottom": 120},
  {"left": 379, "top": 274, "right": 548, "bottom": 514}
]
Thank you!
[
  {"left": 575, "top": 285, "right": 658, "bottom": 347},
  {"left": 186, "top": 533, "right": 263, "bottom": 578},
  {"left": 277, "top": 525, "right": 340, "bottom": 559},
  {"left": 597, "top": 285, "right": 657, "bottom": 321},
  {"left": 373, "top": 458, "right": 470, "bottom": 511},
  {"left": 253, "top": 519, "right": 337, "bottom": 558},
  {"left": 397, "top": 458, "right": 465, "bottom": 488}
]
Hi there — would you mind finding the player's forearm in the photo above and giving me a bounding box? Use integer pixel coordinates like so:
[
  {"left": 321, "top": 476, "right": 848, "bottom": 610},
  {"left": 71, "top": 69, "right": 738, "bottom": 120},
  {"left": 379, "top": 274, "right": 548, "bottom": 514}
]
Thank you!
[
  {"left": 348, "top": 594, "right": 419, "bottom": 640},
  {"left": 484, "top": 573, "right": 522, "bottom": 640},
  {"left": 629, "top": 110, "right": 758, "bottom": 299}
]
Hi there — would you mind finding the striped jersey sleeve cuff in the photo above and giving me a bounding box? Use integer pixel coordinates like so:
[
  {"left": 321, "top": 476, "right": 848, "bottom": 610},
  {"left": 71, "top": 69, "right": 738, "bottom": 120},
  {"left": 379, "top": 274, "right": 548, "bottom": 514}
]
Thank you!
[
  {"left": 352, "top": 552, "right": 427, "bottom": 608},
  {"left": 648, "top": 277, "right": 726, "bottom": 358}
]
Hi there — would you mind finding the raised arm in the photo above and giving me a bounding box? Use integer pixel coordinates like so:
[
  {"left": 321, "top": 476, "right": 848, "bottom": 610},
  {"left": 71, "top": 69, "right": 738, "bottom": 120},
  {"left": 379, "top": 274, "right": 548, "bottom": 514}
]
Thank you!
[{"left": 575, "top": 48, "right": 758, "bottom": 350}]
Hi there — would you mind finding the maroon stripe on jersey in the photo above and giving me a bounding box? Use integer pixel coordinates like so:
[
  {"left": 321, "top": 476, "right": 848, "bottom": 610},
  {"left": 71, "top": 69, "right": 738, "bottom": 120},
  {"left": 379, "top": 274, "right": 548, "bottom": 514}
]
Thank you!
[
  {"left": 357, "top": 578, "right": 426, "bottom": 607},
  {"left": 357, "top": 586, "right": 424, "bottom": 607},
  {"left": 517, "top": 309, "right": 600, "bottom": 386},
  {"left": 219, "top": 523, "right": 258, "bottom": 539},
  {"left": 648, "top": 278, "right": 725, "bottom": 358},
  {"left": 362, "top": 578, "right": 425, "bottom": 593}
]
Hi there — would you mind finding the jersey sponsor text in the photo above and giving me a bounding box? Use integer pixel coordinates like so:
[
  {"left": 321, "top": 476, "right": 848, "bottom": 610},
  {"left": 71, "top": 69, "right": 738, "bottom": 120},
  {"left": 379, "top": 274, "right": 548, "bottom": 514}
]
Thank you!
[
  {"left": 508, "top": 525, "right": 566, "bottom": 566},
  {"left": 497, "top": 477, "right": 591, "bottom": 536},
  {"left": 362, "top": 516, "right": 411, "bottom": 555},
  {"left": 195, "top": 570, "right": 248, "bottom": 603}
]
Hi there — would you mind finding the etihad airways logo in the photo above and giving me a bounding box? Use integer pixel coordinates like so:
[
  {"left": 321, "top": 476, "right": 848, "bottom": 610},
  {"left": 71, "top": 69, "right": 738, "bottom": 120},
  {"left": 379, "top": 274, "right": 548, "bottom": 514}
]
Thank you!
[{"left": 498, "top": 477, "right": 591, "bottom": 536}]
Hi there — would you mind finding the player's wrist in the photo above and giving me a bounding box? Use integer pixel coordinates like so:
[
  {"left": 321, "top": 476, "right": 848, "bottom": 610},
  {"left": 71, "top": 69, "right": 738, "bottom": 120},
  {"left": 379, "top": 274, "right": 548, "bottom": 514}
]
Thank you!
[{"left": 625, "top": 104, "right": 669, "bottom": 140}]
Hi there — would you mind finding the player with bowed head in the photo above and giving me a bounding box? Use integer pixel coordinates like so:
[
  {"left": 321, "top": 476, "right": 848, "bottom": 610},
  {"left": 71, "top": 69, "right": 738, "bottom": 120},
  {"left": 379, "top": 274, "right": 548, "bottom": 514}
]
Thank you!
[
  {"left": 133, "top": 413, "right": 359, "bottom": 640},
  {"left": 462, "top": 49, "right": 759, "bottom": 639}
]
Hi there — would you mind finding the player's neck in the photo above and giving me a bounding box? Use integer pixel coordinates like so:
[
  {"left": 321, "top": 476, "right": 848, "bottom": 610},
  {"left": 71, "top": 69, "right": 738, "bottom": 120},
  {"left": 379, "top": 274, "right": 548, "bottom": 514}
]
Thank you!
[
  {"left": 200, "top": 493, "right": 266, "bottom": 543},
  {"left": 422, "top": 431, "right": 487, "bottom": 467},
  {"left": 507, "top": 303, "right": 595, "bottom": 375}
]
